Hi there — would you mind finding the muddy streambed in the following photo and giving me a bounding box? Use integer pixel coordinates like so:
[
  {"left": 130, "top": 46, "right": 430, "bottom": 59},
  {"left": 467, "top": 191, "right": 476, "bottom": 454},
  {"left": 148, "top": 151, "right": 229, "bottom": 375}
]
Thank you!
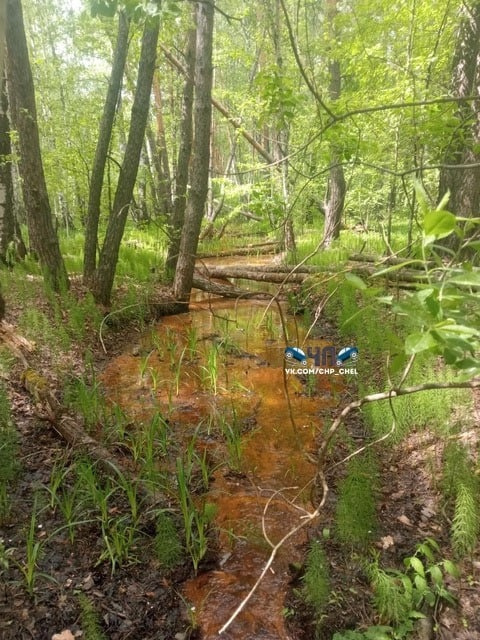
[{"left": 101, "top": 294, "right": 343, "bottom": 639}]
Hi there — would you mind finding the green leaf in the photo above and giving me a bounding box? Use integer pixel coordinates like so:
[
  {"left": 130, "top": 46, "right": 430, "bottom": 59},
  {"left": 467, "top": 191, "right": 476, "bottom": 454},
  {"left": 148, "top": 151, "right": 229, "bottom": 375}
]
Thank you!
[
  {"left": 436, "top": 190, "right": 451, "bottom": 212},
  {"left": 449, "top": 271, "right": 480, "bottom": 287},
  {"left": 405, "top": 332, "right": 437, "bottom": 354},
  {"left": 409, "top": 611, "right": 426, "bottom": 619},
  {"left": 429, "top": 564, "right": 443, "bottom": 586},
  {"left": 443, "top": 560, "right": 460, "bottom": 578},
  {"left": 438, "top": 324, "right": 480, "bottom": 338},
  {"left": 344, "top": 272, "right": 367, "bottom": 290},
  {"left": 414, "top": 574, "right": 428, "bottom": 592},
  {"left": 409, "top": 556, "right": 425, "bottom": 577},
  {"left": 423, "top": 210, "right": 456, "bottom": 240}
]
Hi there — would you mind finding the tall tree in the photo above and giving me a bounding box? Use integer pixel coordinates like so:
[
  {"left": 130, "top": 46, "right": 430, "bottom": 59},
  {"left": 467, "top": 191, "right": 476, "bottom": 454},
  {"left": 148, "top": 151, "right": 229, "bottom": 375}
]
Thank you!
[
  {"left": 0, "top": 81, "right": 14, "bottom": 264},
  {"left": 438, "top": 0, "right": 480, "bottom": 242},
  {"left": 0, "top": 0, "right": 8, "bottom": 318},
  {"left": 92, "top": 15, "right": 160, "bottom": 305},
  {"left": 173, "top": 0, "right": 214, "bottom": 303},
  {"left": 6, "top": 0, "right": 68, "bottom": 291},
  {"left": 83, "top": 10, "right": 130, "bottom": 282},
  {"left": 165, "top": 21, "right": 196, "bottom": 278},
  {"left": 322, "top": 0, "right": 345, "bottom": 247}
]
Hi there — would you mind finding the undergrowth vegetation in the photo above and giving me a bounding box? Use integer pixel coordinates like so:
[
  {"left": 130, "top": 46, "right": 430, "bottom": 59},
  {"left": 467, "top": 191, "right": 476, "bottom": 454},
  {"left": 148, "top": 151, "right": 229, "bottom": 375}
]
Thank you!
[
  {"left": 293, "top": 205, "right": 479, "bottom": 637},
  {"left": 0, "top": 208, "right": 478, "bottom": 638}
]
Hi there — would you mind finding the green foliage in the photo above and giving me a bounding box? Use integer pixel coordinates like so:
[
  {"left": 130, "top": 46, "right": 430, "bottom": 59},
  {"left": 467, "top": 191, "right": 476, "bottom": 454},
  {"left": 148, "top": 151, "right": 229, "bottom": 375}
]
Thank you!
[
  {"left": 442, "top": 442, "right": 480, "bottom": 556},
  {"left": 302, "top": 540, "right": 330, "bottom": 619},
  {"left": 0, "top": 384, "right": 20, "bottom": 521},
  {"left": 175, "top": 455, "right": 216, "bottom": 572},
  {"left": 77, "top": 592, "right": 107, "bottom": 640},
  {"left": 367, "top": 539, "right": 458, "bottom": 627},
  {"left": 376, "top": 203, "right": 480, "bottom": 380},
  {"left": 451, "top": 482, "right": 479, "bottom": 558},
  {"left": 367, "top": 556, "right": 412, "bottom": 625},
  {"left": 336, "top": 454, "right": 377, "bottom": 548},
  {"left": 64, "top": 376, "right": 107, "bottom": 432},
  {"left": 155, "top": 510, "right": 183, "bottom": 569}
]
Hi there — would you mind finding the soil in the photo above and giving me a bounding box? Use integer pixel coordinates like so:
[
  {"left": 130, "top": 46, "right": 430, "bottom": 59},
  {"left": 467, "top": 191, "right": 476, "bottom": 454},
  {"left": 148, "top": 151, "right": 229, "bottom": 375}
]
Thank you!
[{"left": 0, "top": 282, "right": 479, "bottom": 640}]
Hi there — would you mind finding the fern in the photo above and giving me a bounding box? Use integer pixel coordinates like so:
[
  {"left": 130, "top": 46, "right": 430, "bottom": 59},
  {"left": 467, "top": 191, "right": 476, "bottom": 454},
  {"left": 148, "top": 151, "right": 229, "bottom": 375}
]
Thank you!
[
  {"left": 302, "top": 539, "right": 330, "bottom": 618},
  {"left": 336, "top": 454, "right": 377, "bottom": 548},
  {"left": 451, "top": 481, "right": 479, "bottom": 557},
  {"left": 155, "top": 510, "right": 183, "bottom": 569},
  {"left": 442, "top": 442, "right": 479, "bottom": 556},
  {"left": 367, "top": 558, "right": 412, "bottom": 625},
  {"left": 78, "top": 593, "right": 107, "bottom": 640}
]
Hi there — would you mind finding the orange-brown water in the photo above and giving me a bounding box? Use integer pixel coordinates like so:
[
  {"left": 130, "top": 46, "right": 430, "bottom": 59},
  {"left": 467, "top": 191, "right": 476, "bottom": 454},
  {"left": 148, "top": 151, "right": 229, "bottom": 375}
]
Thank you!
[{"left": 102, "top": 295, "right": 341, "bottom": 639}]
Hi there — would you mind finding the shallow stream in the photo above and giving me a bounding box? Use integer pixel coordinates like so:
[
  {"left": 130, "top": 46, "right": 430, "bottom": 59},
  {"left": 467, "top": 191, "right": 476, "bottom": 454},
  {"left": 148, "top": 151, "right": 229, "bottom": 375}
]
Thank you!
[{"left": 101, "top": 281, "right": 342, "bottom": 639}]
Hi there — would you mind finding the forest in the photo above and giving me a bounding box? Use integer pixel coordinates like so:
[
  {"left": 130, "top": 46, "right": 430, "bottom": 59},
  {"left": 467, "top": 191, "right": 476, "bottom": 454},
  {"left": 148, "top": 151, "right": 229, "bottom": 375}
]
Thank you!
[{"left": 0, "top": 0, "right": 479, "bottom": 639}]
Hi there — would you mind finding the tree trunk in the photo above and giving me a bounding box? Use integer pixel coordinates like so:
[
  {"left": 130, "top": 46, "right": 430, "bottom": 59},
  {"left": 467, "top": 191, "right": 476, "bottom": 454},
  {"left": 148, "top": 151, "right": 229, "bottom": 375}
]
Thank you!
[
  {"left": 165, "top": 23, "right": 196, "bottom": 279},
  {"left": 84, "top": 11, "right": 130, "bottom": 282},
  {"left": 0, "top": 80, "right": 14, "bottom": 263},
  {"left": 6, "top": 0, "right": 68, "bottom": 291},
  {"left": 322, "top": 0, "right": 345, "bottom": 247},
  {"left": 438, "top": 1, "right": 480, "bottom": 247},
  {"left": 92, "top": 16, "right": 160, "bottom": 306},
  {"left": 0, "top": 0, "right": 5, "bottom": 91},
  {"left": 173, "top": 1, "right": 214, "bottom": 302},
  {"left": 152, "top": 71, "right": 172, "bottom": 214}
]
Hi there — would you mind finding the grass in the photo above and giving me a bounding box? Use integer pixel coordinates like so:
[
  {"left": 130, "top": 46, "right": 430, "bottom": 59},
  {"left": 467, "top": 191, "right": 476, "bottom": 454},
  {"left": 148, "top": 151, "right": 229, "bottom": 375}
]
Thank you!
[{"left": 0, "top": 384, "right": 20, "bottom": 522}]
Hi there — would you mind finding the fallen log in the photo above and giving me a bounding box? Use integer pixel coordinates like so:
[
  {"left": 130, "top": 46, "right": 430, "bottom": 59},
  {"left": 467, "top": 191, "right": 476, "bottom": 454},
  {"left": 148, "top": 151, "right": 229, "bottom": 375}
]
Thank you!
[
  {"left": 0, "top": 321, "right": 35, "bottom": 366},
  {"left": 192, "top": 275, "right": 284, "bottom": 299},
  {"left": 197, "top": 241, "right": 280, "bottom": 259},
  {"left": 195, "top": 263, "right": 428, "bottom": 285},
  {"left": 196, "top": 266, "right": 306, "bottom": 284}
]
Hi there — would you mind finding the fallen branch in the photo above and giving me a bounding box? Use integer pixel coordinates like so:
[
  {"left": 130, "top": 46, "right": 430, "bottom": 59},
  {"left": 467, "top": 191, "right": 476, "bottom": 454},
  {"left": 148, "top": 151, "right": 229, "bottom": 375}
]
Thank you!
[
  {"left": 192, "top": 274, "right": 285, "bottom": 299},
  {"left": 196, "top": 266, "right": 306, "bottom": 284},
  {"left": 196, "top": 242, "right": 280, "bottom": 259},
  {"left": 0, "top": 321, "right": 35, "bottom": 367},
  {"left": 316, "top": 379, "right": 480, "bottom": 473}
]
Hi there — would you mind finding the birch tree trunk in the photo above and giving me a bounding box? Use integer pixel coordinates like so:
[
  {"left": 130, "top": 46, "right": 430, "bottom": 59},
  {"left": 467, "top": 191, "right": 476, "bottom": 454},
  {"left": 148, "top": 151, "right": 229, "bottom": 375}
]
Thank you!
[{"left": 173, "top": 1, "right": 214, "bottom": 302}]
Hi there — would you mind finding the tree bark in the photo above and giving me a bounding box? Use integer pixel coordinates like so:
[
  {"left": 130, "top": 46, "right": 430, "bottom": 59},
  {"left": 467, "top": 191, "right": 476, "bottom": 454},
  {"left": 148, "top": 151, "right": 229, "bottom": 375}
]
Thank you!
[
  {"left": 152, "top": 71, "right": 172, "bottom": 214},
  {"left": 0, "top": 0, "right": 5, "bottom": 92},
  {"left": 438, "top": 1, "right": 480, "bottom": 247},
  {"left": 0, "top": 80, "right": 14, "bottom": 263},
  {"left": 84, "top": 11, "right": 130, "bottom": 282},
  {"left": 322, "top": 0, "right": 345, "bottom": 247},
  {"left": 165, "top": 23, "right": 196, "bottom": 279},
  {"left": 6, "top": 0, "right": 68, "bottom": 292},
  {"left": 173, "top": 1, "right": 214, "bottom": 303},
  {"left": 92, "top": 16, "right": 160, "bottom": 306}
]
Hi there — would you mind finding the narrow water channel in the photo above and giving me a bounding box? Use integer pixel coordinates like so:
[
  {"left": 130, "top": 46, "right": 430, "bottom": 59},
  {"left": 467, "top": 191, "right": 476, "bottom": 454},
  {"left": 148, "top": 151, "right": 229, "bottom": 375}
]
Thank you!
[{"left": 101, "top": 290, "right": 342, "bottom": 639}]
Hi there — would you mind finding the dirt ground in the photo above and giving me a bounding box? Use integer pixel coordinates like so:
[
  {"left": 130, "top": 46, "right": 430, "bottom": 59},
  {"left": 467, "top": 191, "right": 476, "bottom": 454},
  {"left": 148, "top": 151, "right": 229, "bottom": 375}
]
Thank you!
[{"left": 0, "top": 286, "right": 479, "bottom": 640}]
